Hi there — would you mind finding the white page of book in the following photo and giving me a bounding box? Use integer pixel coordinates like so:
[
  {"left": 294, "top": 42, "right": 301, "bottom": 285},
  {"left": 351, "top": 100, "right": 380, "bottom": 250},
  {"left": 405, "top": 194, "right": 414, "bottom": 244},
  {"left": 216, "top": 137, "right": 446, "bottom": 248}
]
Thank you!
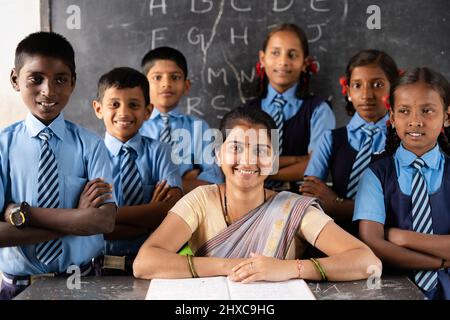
[
  {"left": 146, "top": 277, "right": 316, "bottom": 300},
  {"left": 226, "top": 278, "right": 316, "bottom": 300},
  {"left": 146, "top": 277, "right": 230, "bottom": 300}
]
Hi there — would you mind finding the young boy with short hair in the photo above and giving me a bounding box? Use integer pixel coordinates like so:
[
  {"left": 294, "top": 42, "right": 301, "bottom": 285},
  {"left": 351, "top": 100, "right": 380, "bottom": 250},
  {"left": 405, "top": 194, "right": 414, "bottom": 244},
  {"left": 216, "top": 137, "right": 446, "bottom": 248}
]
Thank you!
[
  {"left": 140, "top": 47, "right": 223, "bottom": 193},
  {"left": 0, "top": 31, "right": 116, "bottom": 300},
  {"left": 92, "top": 67, "right": 183, "bottom": 274}
]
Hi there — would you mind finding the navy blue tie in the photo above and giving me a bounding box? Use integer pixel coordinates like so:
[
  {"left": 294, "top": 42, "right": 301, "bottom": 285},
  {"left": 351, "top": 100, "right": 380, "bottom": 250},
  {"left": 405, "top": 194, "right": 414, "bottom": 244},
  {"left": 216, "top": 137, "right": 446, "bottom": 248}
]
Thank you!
[
  {"left": 272, "top": 95, "right": 286, "bottom": 155},
  {"left": 411, "top": 158, "right": 438, "bottom": 292},
  {"left": 120, "top": 145, "right": 144, "bottom": 206},
  {"left": 35, "top": 129, "right": 63, "bottom": 265},
  {"left": 346, "top": 125, "right": 380, "bottom": 199}
]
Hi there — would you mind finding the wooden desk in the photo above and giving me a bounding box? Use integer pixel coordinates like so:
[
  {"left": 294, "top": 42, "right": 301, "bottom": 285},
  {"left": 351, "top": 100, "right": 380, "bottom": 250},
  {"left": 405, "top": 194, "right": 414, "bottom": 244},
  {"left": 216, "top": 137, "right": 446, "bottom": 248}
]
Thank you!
[{"left": 14, "top": 275, "right": 424, "bottom": 300}]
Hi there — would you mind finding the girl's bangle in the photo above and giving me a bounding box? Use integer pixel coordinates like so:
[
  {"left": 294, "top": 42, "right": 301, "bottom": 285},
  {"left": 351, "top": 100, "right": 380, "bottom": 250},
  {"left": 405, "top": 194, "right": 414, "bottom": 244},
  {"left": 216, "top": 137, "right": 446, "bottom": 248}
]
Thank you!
[{"left": 334, "top": 196, "right": 344, "bottom": 204}]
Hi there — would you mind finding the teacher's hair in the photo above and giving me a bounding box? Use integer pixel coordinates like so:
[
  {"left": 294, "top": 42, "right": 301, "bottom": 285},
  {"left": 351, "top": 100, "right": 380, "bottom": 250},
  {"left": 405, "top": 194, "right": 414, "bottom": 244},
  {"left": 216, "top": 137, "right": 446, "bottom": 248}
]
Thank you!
[{"left": 219, "top": 106, "right": 276, "bottom": 142}]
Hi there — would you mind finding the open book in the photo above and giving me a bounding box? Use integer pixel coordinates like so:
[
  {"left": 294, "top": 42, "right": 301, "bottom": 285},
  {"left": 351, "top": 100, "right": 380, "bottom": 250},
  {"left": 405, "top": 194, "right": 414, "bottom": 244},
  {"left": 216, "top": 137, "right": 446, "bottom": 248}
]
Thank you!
[{"left": 146, "top": 276, "right": 316, "bottom": 300}]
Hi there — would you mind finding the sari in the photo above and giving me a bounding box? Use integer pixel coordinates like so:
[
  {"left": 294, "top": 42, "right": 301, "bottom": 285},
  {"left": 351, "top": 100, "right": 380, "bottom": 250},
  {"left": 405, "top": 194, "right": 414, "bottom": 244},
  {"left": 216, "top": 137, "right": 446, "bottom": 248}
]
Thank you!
[{"left": 195, "top": 192, "right": 320, "bottom": 259}]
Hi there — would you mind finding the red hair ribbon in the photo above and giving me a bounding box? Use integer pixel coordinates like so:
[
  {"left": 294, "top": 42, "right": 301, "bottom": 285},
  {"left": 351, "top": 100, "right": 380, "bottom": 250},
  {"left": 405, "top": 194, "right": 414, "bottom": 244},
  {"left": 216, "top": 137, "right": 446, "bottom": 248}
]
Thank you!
[
  {"left": 398, "top": 69, "right": 405, "bottom": 76},
  {"left": 339, "top": 76, "right": 348, "bottom": 96},
  {"left": 255, "top": 61, "right": 265, "bottom": 92},
  {"left": 256, "top": 61, "right": 265, "bottom": 80},
  {"left": 382, "top": 95, "right": 391, "bottom": 110},
  {"left": 306, "top": 56, "right": 319, "bottom": 74}
]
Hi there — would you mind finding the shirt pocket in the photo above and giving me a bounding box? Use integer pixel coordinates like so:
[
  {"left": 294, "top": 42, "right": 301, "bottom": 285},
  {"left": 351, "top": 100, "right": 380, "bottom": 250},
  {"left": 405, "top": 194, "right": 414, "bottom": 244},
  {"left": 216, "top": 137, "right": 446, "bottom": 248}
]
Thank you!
[{"left": 62, "top": 175, "right": 88, "bottom": 208}]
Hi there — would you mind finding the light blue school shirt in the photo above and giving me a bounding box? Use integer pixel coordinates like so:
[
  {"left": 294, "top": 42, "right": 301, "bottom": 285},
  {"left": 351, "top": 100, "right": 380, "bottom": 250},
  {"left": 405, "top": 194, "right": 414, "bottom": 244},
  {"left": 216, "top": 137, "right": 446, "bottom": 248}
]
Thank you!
[
  {"left": 104, "top": 132, "right": 182, "bottom": 206},
  {"left": 103, "top": 132, "right": 182, "bottom": 256},
  {"left": 0, "top": 175, "right": 3, "bottom": 213},
  {"left": 261, "top": 84, "right": 336, "bottom": 153},
  {"left": 353, "top": 144, "right": 444, "bottom": 224},
  {"left": 140, "top": 107, "right": 223, "bottom": 184},
  {"left": 0, "top": 113, "right": 115, "bottom": 276},
  {"left": 305, "top": 112, "right": 389, "bottom": 180}
]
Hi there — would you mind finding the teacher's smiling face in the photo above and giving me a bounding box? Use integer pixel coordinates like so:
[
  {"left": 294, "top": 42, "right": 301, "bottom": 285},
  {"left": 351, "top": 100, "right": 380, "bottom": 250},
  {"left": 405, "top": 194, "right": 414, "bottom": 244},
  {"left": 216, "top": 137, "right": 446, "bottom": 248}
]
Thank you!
[{"left": 218, "top": 122, "right": 274, "bottom": 190}]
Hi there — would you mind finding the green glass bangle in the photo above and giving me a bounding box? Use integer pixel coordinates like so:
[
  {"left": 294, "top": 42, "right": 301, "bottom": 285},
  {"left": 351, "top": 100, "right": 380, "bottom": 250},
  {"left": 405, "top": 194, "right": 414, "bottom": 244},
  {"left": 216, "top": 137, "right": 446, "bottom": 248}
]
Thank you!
[
  {"left": 310, "top": 258, "right": 327, "bottom": 281},
  {"left": 187, "top": 254, "right": 199, "bottom": 278}
]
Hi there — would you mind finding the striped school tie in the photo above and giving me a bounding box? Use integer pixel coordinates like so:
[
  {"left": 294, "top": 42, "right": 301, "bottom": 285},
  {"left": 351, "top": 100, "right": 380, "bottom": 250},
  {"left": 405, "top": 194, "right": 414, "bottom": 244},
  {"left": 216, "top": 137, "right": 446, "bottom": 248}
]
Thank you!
[
  {"left": 272, "top": 95, "right": 286, "bottom": 155},
  {"left": 35, "top": 129, "right": 63, "bottom": 265},
  {"left": 346, "top": 125, "right": 380, "bottom": 199},
  {"left": 120, "top": 144, "right": 144, "bottom": 206},
  {"left": 159, "top": 113, "right": 171, "bottom": 144},
  {"left": 411, "top": 158, "right": 438, "bottom": 292}
]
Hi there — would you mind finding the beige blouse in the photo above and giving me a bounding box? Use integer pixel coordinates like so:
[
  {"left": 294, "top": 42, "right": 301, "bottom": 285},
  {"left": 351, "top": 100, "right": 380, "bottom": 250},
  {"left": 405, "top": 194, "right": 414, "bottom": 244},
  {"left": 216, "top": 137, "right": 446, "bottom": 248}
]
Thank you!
[{"left": 171, "top": 185, "right": 333, "bottom": 259}]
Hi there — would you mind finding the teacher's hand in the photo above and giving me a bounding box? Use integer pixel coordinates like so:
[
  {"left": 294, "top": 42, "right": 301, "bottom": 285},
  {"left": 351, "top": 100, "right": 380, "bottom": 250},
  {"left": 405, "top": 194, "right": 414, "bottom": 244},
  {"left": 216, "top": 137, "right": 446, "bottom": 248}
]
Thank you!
[{"left": 229, "top": 253, "right": 297, "bottom": 283}]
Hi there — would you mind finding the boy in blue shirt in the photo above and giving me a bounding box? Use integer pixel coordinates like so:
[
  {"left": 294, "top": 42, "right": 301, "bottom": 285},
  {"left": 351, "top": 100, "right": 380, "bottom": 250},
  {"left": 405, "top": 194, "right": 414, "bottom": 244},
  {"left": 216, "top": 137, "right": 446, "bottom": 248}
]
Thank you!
[
  {"left": 0, "top": 32, "right": 116, "bottom": 300},
  {"left": 92, "top": 67, "right": 183, "bottom": 274},
  {"left": 139, "top": 47, "right": 223, "bottom": 193}
]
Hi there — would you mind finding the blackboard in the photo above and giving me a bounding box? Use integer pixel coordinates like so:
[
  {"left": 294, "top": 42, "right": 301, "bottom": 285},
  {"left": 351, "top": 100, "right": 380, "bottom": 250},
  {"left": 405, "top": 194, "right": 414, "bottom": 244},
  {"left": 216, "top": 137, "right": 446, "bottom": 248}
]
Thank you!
[{"left": 46, "top": 0, "right": 450, "bottom": 135}]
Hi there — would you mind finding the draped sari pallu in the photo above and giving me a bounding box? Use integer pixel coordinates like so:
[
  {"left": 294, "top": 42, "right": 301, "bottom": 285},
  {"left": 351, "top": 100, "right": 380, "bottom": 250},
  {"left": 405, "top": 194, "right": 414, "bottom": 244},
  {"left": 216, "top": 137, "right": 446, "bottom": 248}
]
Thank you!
[{"left": 195, "top": 192, "right": 320, "bottom": 259}]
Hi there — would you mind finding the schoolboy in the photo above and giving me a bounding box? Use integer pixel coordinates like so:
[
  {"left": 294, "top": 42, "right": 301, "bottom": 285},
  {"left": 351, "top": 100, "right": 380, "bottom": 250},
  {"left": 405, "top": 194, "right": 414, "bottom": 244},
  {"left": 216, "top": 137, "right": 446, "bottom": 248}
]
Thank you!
[
  {"left": 92, "top": 67, "right": 182, "bottom": 274},
  {"left": 140, "top": 47, "right": 223, "bottom": 193},
  {"left": 0, "top": 32, "right": 116, "bottom": 299}
]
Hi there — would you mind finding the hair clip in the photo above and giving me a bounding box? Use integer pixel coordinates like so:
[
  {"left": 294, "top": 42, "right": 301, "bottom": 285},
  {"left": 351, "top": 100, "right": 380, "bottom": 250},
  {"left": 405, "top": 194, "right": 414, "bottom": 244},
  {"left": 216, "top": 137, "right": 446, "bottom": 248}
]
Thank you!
[{"left": 339, "top": 76, "right": 348, "bottom": 96}]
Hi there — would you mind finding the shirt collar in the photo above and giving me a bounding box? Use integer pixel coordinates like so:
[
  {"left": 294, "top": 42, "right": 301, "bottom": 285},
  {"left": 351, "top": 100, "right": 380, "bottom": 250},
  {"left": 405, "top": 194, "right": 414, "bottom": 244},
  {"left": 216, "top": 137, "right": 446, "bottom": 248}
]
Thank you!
[
  {"left": 396, "top": 143, "right": 441, "bottom": 169},
  {"left": 267, "top": 84, "right": 298, "bottom": 103},
  {"left": 104, "top": 131, "right": 143, "bottom": 157},
  {"left": 25, "top": 112, "right": 66, "bottom": 141},
  {"left": 149, "top": 106, "right": 183, "bottom": 120},
  {"left": 348, "top": 112, "right": 389, "bottom": 132}
]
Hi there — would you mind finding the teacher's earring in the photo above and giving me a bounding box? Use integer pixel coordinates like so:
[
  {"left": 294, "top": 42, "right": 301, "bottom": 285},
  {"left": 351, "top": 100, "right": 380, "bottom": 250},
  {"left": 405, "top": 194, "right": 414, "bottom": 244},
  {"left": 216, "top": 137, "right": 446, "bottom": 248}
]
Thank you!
[{"left": 347, "top": 96, "right": 352, "bottom": 102}]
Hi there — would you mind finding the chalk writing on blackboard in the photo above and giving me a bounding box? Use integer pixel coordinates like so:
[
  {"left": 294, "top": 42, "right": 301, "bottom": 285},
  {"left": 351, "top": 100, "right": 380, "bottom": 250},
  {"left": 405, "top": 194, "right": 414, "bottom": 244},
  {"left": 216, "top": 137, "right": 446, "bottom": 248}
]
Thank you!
[{"left": 49, "top": 0, "right": 449, "bottom": 134}]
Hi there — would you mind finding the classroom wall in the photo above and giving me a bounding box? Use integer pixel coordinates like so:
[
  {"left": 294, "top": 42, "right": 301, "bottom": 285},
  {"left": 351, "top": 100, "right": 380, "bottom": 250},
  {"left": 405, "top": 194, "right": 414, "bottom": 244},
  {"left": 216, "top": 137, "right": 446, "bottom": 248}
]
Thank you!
[{"left": 0, "top": 0, "right": 40, "bottom": 129}]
